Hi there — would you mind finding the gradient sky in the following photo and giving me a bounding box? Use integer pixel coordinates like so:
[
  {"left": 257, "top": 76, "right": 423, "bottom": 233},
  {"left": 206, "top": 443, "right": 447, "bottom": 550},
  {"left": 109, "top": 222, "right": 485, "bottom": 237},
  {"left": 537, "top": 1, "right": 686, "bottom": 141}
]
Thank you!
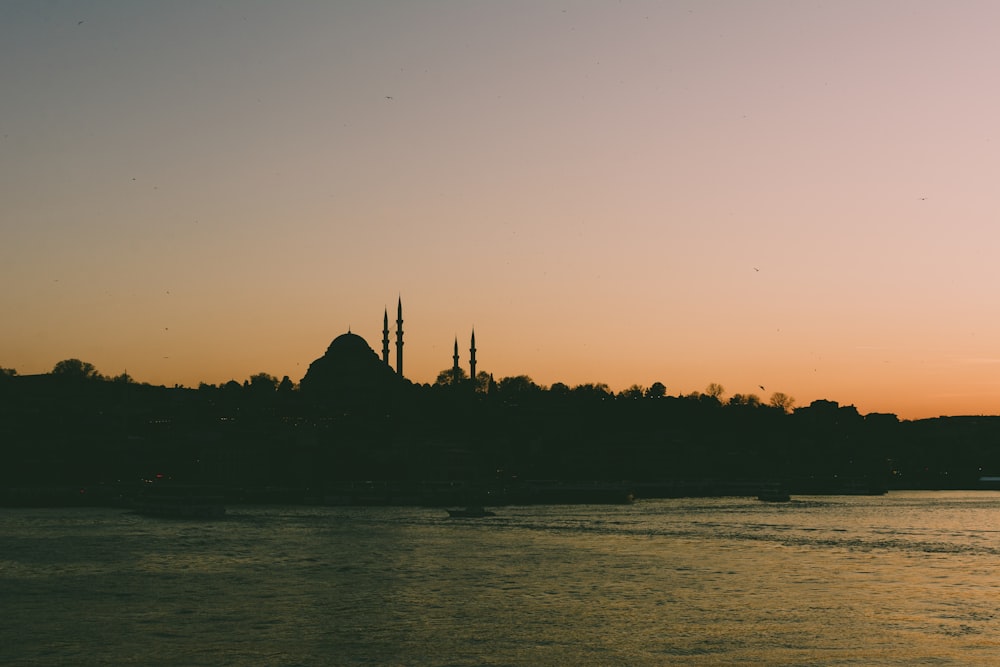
[{"left": 4, "top": 1, "right": 1000, "bottom": 419}]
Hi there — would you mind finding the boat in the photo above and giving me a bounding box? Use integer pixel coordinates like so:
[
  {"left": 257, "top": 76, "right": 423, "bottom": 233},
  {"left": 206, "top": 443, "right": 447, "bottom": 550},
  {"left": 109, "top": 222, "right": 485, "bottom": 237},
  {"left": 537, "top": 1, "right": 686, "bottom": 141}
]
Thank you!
[{"left": 446, "top": 506, "right": 496, "bottom": 518}]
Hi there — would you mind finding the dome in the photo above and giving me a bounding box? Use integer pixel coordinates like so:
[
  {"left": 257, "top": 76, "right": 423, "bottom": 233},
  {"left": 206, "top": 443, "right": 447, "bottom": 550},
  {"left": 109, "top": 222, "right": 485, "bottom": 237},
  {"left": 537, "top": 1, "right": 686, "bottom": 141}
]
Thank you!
[
  {"left": 324, "top": 332, "right": 378, "bottom": 359},
  {"left": 299, "top": 331, "right": 403, "bottom": 401}
]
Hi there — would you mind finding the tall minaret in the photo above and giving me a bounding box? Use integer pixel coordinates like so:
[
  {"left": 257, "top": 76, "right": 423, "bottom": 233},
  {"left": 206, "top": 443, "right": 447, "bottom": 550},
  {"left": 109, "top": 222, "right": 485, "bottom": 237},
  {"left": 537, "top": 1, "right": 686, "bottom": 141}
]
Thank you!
[
  {"left": 382, "top": 308, "right": 390, "bottom": 366},
  {"left": 395, "top": 297, "right": 404, "bottom": 377},
  {"left": 452, "top": 337, "right": 461, "bottom": 383},
  {"left": 469, "top": 329, "right": 477, "bottom": 380}
]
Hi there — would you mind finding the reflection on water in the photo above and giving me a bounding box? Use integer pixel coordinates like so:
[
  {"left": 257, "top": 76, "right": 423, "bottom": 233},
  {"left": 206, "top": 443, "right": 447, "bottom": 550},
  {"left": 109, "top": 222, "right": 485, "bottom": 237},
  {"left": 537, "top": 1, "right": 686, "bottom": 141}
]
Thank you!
[{"left": 3, "top": 492, "right": 1000, "bottom": 665}]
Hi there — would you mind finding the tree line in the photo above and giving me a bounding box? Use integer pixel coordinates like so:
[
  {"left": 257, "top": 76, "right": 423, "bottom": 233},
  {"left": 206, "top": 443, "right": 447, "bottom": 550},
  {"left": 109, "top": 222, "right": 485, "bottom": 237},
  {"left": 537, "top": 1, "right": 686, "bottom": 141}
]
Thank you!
[{"left": 3, "top": 359, "right": 1000, "bottom": 505}]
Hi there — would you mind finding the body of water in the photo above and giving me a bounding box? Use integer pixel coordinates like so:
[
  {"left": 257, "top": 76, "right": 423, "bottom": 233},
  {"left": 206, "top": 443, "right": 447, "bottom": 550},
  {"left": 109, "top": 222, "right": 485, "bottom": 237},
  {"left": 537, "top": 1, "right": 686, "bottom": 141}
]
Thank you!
[{"left": 3, "top": 491, "right": 1000, "bottom": 665}]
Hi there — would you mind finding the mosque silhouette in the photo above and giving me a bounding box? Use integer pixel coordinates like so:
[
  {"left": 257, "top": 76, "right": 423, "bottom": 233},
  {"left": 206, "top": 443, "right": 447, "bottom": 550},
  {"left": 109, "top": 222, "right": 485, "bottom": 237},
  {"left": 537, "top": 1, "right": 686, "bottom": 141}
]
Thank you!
[{"left": 299, "top": 298, "right": 477, "bottom": 395}]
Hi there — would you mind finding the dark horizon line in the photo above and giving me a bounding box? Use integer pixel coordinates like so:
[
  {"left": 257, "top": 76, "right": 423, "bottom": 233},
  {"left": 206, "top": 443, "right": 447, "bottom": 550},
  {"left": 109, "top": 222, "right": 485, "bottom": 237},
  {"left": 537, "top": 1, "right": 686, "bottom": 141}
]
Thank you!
[{"left": 4, "top": 362, "right": 992, "bottom": 422}]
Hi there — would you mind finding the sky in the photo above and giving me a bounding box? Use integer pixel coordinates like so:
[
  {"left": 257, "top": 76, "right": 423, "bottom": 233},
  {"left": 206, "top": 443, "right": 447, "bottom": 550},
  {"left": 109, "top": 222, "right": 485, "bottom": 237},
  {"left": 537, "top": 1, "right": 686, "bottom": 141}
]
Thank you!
[{"left": 3, "top": 1, "right": 1000, "bottom": 420}]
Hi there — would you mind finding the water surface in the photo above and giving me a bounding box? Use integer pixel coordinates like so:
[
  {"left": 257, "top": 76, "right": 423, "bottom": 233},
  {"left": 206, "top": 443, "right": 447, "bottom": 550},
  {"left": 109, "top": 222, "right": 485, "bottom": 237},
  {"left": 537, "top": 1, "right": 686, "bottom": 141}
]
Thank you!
[{"left": 3, "top": 491, "right": 1000, "bottom": 665}]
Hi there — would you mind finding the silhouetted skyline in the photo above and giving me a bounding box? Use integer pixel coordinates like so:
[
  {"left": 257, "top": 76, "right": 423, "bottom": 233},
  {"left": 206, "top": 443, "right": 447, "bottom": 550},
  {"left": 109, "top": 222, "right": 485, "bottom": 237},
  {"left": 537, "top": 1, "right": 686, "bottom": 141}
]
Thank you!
[{"left": 9, "top": 342, "right": 1000, "bottom": 508}]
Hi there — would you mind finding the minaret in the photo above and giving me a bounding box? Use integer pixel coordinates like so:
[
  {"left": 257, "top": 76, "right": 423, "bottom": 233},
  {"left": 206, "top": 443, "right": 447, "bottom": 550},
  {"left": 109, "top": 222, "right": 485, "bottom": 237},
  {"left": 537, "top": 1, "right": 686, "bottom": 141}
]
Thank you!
[
  {"left": 382, "top": 308, "right": 390, "bottom": 366},
  {"left": 395, "top": 297, "right": 404, "bottom": 377},
  {"left": 452, "top": 337, "right": 461, "bottom": 384},
  {"left": 469, "top": 329, "right": 477, "bottom": 380}
]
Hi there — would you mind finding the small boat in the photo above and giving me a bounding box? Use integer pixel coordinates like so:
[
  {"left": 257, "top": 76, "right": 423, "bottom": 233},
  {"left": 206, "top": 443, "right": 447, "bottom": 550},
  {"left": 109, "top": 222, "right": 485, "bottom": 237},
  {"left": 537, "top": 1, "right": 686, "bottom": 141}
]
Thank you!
[{"left": 446, "top": 506, "right": 495, "bottom": 518}]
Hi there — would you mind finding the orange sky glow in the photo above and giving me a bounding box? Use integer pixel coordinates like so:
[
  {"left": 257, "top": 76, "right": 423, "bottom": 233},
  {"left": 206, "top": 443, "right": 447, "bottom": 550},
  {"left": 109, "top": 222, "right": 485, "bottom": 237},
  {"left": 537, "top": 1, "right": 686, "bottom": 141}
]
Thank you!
[{"left": 4, "top": 1, "right": 1000, "bottom": 420}]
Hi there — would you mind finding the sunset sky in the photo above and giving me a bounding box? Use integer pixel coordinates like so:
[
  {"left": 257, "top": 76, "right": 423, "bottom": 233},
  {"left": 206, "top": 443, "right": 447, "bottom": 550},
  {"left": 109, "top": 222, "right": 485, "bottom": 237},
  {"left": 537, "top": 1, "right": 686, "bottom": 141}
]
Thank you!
[{"left": 4, "top": 1, "right": 1000, "bottom": 419}]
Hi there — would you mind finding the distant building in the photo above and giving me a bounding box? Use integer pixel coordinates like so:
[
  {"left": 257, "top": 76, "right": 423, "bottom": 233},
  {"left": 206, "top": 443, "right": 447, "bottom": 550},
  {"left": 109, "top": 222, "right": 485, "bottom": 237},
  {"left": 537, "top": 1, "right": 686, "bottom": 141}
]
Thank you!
[
  {"left": 378, "top": 297, "right": 405, "bottom": 377},
  {"left": 470, "top": 329, "right": 477, "bottom": 380},
  {"left": 302, "top": 298, "right": 478, "bottom": 393},
  {"left": 298, "top": 331, "right": 402, "bottom": 401},
  {"left": 395, "top": 297, "right": 404, "bottom": 377},
  {"left": 449, "top": 324, "right": 477, "bottom": 384}
]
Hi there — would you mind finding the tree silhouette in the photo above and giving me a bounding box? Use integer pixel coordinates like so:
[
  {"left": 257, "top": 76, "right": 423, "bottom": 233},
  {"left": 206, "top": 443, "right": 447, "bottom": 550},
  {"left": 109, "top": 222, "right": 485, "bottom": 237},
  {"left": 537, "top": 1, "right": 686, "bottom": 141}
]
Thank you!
[
  {"left": 705, "top": 382, "right": 725, "bottom": 400},
  {"left": 51, "top": 358, "right": 101, "bottom": 380},
  {"left": 435, "top": 367, "right": 469, "bottom": 386},
  {"left": 728, "top": 393, "right": 761, "bottom": 408},
  {"left": 249, "top": 373, "right": 279, "bottom": 393},
  {"left": 571, "top": 383, "right": 612, "bottom": 401},
  {"left": 645, "top": 381, "right": 666, "bottom": 398},
  {"left": 550, "top": 382, "right": 570, "bottom": 396},
  {"left": 497, "top": 375, "right": 540, "bottom": 394},
  {"left": 769, "top": 392, "right": 795, "bottom": 413},
  {"left": 619, "top": 384, "right": 644, "bottom": 400},
  {"left": 473, "top": 371, "right": 491, "bottom": 393}
]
